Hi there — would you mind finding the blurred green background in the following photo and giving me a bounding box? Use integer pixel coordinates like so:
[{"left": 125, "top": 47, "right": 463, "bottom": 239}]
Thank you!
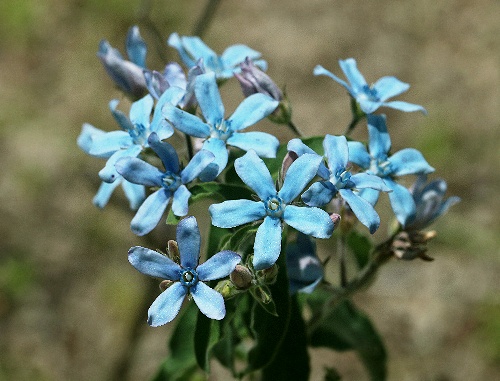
[{"left": 0, "top": 0, "right": 499, "bottom": 380}]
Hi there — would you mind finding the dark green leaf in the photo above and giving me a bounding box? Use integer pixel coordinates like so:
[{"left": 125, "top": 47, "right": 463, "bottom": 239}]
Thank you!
[
  {"left": 190, "top": 182, "right": 254, "bottom": 203},
  {"left": 194, "top": 311, "right": 221, "bottom": 373},
  {"left": 346, "top": 230, "right": 373, "bottom": 269}
]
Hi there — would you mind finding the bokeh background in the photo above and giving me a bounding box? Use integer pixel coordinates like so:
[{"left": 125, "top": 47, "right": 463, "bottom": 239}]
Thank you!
[{"left": 0, "top": 0, "right": 499, "bottom": 380}]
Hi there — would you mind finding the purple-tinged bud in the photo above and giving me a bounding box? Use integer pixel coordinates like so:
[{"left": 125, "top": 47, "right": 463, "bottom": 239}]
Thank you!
[
  {"left": 235, "top": 57, "right": 283, "bottom": 101},
  {"left": 330, "top": 213, "right": 341, "bottom": 229},
  {"left": 167, "top": 240, "right": 180, "bottom": 263},
  {"left": 230, "top": 265, "right": 253, "bottom": 290},
  {"left": 279, "top": 150, "right": 298, "bottom": 185}
]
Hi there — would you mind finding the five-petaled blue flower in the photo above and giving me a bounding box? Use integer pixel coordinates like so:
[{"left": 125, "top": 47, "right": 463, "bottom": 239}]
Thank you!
[
  {"left": 314, "top": 58, "right": 427, "bottom": 115},
  {"left": 98, "top": 25, "right": 149, "bottom": 99},
  {"left": 163, "top": 72, "right": 279, "bottom": 181},
  {"left": 78, "top": 87, "right": 185, "bottom": 184},
  {"left": 289, "top": 135, "right": 391, "bottom": 233},
  {"left": 209, "top": 150, "right": 334, "bottom": 270},
  {"left": 168, "top": 33, "right": 267, "bottom": 79},
  {"left": 128, "top": 216, "right": 241, "bottom": 326},
  {"left": 286, "top": 233, "right": 323, "bottom": 295},
  {"left": 347, "top": 114, "right": 434, "bottom": 226},
  {"left": 406, "top": 175, "right": 460, "bottom": 231},
  {"left": 115, "top": 132, "right": 215, "bottom": 236}
]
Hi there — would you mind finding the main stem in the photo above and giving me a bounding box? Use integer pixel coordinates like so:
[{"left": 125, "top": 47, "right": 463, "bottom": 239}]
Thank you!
[{"left": 193, "top": 0, "right": 223, "bottom": 38}]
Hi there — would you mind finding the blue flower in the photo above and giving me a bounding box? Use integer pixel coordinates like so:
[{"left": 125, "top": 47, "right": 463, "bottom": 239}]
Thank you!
[
  {"left": 347, "top": 114, "right": 434, "bottom": 226},
  {"left": 163, "top": 72, "right": 279, "bottom": 180},
  {"left": 168, "top": 33, "right": 267, "bottom": 79},
  {"left": 406, "top": 175, "right": 460, "bottom": 231},
  {"left": 78, "top": 87, "right": 185, "bottom": 184},
  {"left": 77, "top": 123, "right": 145, "bottom": 209},
  {"left": 128, "top": 216, "right": 241, "bottom": 326},
  {"left": 115, "top": 132, "right": 215, "bottom": 236},
  {"left": 209, "top": 150, "right": 334, "bottom": 270},
  {"left": 98, "top": 26, "right": 149, "bottom": 99},
  {"left": 286, "top": 233, "right": 323, "bottom": 294},
  {"left": 289, "top": 135, "right": 391, "bottom": 233},
  {"left": 314, "top": 58, "right": 427, "bottom": 114}
]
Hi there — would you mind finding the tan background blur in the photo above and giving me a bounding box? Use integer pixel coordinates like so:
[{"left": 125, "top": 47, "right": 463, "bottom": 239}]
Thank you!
[{"left": 0, "top": 0, "right": 499, "bottom": 380}]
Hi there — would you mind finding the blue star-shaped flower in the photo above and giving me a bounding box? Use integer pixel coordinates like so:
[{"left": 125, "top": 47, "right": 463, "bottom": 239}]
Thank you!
[
  {"left": 286, "top": 233, "right": 323, "bottom": 295},
  {"left": 168, "top": 33, "right": 267, "bottom": 79},
  {"left": 163, "top": 72, "right": 279, "bottom": 180},
  {"left": 115, "top": 133, "right": 214, "bottom": 236},
  {"left": 314, "top": 58, "right": 426, "bottom": 115},
  {"left": 209, "top": 150, "right": 334, "bottom": 270},
  {"left": 128, "top": 216, "right": 241, "bottom": 326},
  {"left": 289, "top": 135, "right": 391, "bottom": 233},
  {"left": 347, "top": 114, "right": 435, "bottom": 226}
]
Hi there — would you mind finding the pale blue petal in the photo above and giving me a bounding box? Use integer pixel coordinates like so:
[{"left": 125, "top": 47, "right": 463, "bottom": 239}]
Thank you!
[
  {"left": 126, "top": 26, "right": 147, "bottom": 67},
  {"left": 339, "top": 58, "right": 368, "bottom": 94},
  {"left": 171, "top": 185, "right": 191, "bottom": 217},
  {"left": 131, "top": 189, "right": 170, "bottom": 236},
  {"left": 347, "top": 141, "right": 371, "bottom": 169},
  {"left": 128, "top": 246, "right": 182, "bottom": 279},
  {"left": 109, "top": 99, "right": 135, "bottom": 131},
  {"left": 227, "top": 131, "right": 279, "bottom": 158},
  {"left": 180, "top": 36, "right": 218, "bottom": 69},
  {"left": 358, "top": 99, "right": 383, "bottom": 114},
  {"left": 372, "top": 76, "right": 409, "bottom": 101},
  {"left": 199, "top": 138, "right": 228, "bottom": 181},
  {"left": 88, "top": 131, "right": 133, "bottom": 156},
  {"left": 301, "top": 181, "right": 336, "bottom": 207},
  {"left": 163, "top": 62, "right": 187, "bottom": 89},
  {"left": 209, "top": 200, "right": 266, "bottom": 228},
  {"left": 197, "top": 250, "right": 241, "bottom": 281},
  {"left": 313, "top": 65, "right": 350, "bottom": 93},
  {"left": 99, "top": 145, "right": 142, "bottom": 183},
  {"left": 350, "top": 173, "right": 391, "bottom": 191},
  {"left": 367, "top": 114, "right": 391, "bottom": 158},
  {"left": 181, "top": 149, "right": 215, "bottom": 184},
  {"left": 148, "top": 282, "right": 186, "bottom": 326},
  {"left": 323, "top": 134, "right": 348, "bottom": 173},
  {"left": 383, "top": 101, "right": 427, "bottom": 114},
  {"left": 253, "top": 216, "right": 282, "bottom": 270},
  {"left": 221, "top": 44, "right": 261, "bottom": 68},
  {"left": 176, "top": 216, "right": 201, "bottom": 269},
  {"left": 147, "top": 132, "right": 180, "bottom": 173},
  {"left": 227, "top": 93, "right": 279, "bottom": 131},
  {"left": 191, "top": 282, "right": 226, "bottom": 320},
  {"left": 389, "top": 148, "right": 434, "bottom": 176},
  {"left": 287, "top": 138, "right": 329, "bottom": 179},
  {"left": 162, "top": 104, "right": 210, "bottom": 138},
  {"left": 167, "top": 33, "right": 197, "bottom": 68},
  {"left": 144, "top": 70, "right": 166, "bottom": 99},
  {"left": 283, "top": 205, "right": 334, "bottom": 239},
  {"left": 129, "top": 95, "right": 154, "bottom": 127},
  {"left": 93, "top": 180, "right": 121, "bottom": 208},
  {"left": 115, "top": 157, "right": 163, "bottom": 187},
  {"left": 121, "top": 180, "right": 146, "bottom": 210},
  {"left": 385, "top": 178, "right": 416, "bottom": 227},
  {"left": 150, "top": 86, "right": 185, "bottom": 137},
  {"left": 195, "top": 73, "right": 225, "bottom": 126},
  {"left": 279, "top": 153, "right": 322, "bottom": 203},
  {"left": 253, "top": 59, "right": 268, "bottom": 72},
  {"left": 77, "top": 123, "right": 107, "bottom": 156},
  {"left": 287, "top": 235, "right": 323, "bottom": 294},
  {"left": 358, "top": 187, "right": 380, "bottom": 206},
  {"left": 339, "top": 189, "right": 380, "bottom": 234},
  {"left": 234, "top": 150, "right": 276, "bottom": 200}
]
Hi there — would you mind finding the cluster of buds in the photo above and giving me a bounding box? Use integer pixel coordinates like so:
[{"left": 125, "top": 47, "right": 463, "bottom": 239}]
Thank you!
[{"left": 391, "top": 230, "right": 437, "bottom": 261}]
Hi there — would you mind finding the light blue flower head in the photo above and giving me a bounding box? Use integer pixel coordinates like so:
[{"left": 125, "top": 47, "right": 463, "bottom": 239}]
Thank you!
[
  {"left": 209, "top": 150, "right": 334, "bottom": 270},
  {"left": 163, "top": 72, "right": 279, "bottom": 181},
  {"left": 314, "top": 58, "right": 426, "bottom": 115},
  {"left": 286, "top": 233, "right": 323, "bottom": 294},
  {"left": 406, "top": 175, "right": 460, "bottom": 231},
  {"left": 128, "top": 216, "right": 241, "bottom": 326},
  {"left": 115, "top": 132, "right": 215, "bottom": 236},
  {"left": 347, "top": 114, "right": 435, "bottom": 226},
  {"left": 168, "top": 32, "right": 267, "bottom": 79},
  {"left": 98, "top": 26, "right": 148, "bottom": 99}
]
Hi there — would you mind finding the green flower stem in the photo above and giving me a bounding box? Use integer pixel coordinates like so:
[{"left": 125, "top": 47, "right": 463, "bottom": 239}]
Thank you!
[
  {"left": 193, "top": 0, "right": 223, "bottom": 38},
  {"left": 287, "top": 120, "right": 303, "bottom": 137},
  {"left": 185, "top": 133, "right": 194, "bottom": 161},
  {"left": 344, "top": 97, "right": 366, "bottom": 136}
]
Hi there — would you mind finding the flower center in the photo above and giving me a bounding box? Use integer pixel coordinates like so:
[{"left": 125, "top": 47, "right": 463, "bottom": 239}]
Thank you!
[
  {"left": 264, "top": 195, "right": 285, "bottom": 218},
  {"left": 369, "top": 157, "right": 392, "bottom": 177},
  {"left": 358, "top": 85, "right": 380, "bottom": 102},
  {"left": 180, "top": 269, "right": 198, "bottom": 288},
  {"left": 161, "top": 172, "right": 181, "bottom": 191},
  {"left": 210, "top": 119, "right": 233, "bottom": 141},
  {"left": 128, "top": 123, "right": 149, "bottom": 146},
  {"left": 332, "top": 169, "right": 353, "bottom": 190}
]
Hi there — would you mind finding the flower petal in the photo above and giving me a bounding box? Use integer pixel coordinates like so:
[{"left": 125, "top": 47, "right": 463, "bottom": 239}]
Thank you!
[
  {"left": 147, "top": 132, "right": 180, "bottom": 173},
  {"left": 372, "top": 76, "right": 409, "bottom": 101},
  {"left": 148, "top": 282, "right": 187, "bottom": 326},
  {"left": 339, "top": 58, "right": 367, "bottom": 94},
  {"left": 227, "top": 93, "right": 279, "bottom": 131},
  {"left": 350, "top": 173, "right": 391, "bottom": 191},
  {"left": 383, "top": 101, "right": 427, "bottom": 114},
  {"left": 234, "top": 150, "right": 275, "bottom": 200},
  {"left": 389, "top": 148, "right": 434, "bottom": 176},
  {"left": 109, "top": 99, "right": 135, "bottom": 131},
  {"left": 77, "top": 123, "right": 107, "bottom": 157},
  {"left": 287, "top": 138, "right": 329, "bottom": 179},
  {"left": 313, "top": 65, "right": 350, "bottom": 92},
  {"left": 115, "top": 157, "right": 163, "bottom": 187},
  {"left": 167, "top": 33, "right": 197, "bottom": 68},
  {"left": 197, "top": 250, "right": 241, "bottom": 281},
  {"left": 221, "top": 44, "right": 262, "bottom": 68},
  {"left": 93, "top": 180, "right": 121, "bottom": 209},
  {"left": 227, "top": 131, "right": 279, "bottom": 158},
  {"left": 301, "top": 181, "right": 336, "bottom": 207},
  {"left": 323, "top": 134, "right": 348, "bottom": 173},
  {"left": 162, "top": 104, "right": 210, "bottom": 138},
  {"left": 195, "top": 72, "right": 225, "bottom": 126},
  {"left": 283, "top": 205, "right": 334, "bottom": 239},
  {"left": 150, "top": 86, "right": 185, "bottom": 137},
  {"left": 253, "top": 216, "right": 282, "bottom": 270},
  {"left": 279, "top": 153, "right": 322, "bottom": 203},
  {"left": 131, "top": 189, "right": 170, "bottom": 236},
  {"left": 209, "top": 199, "right": 266, "bottom": 228},
  {"left": 181, "top": 149, "right": 215, "bottom": 184},
  {"left": 121, "top": 180, "right": 146, "bottom": 210},
  {"left": 99, "top": 144, "right": 142, "bottom": 183},
  {"left": 347, "top": 141, "right": 371, "bottom": 169},
  {"left": 128, "top": 246, "right": 182, "bottom": 279},
  {"left": 339, "top": 189, "right": 380, "bottom": 233},
  {"left": 129, "top": 95, "right": 154, "bottom": 127},
  {"left": 126, "top": 26, "right": 147, "bottom": 67},
  {"left": 384, "top": 178, "right": 416, "bottom": 227},
  {"left": 171, "top": 185, "right": 191, "bottom": 217},
  {"left": 88, "top": 131, "right": 133, "bottom": 156},
  {"left": 367, "top": 114, "right": 391, "bottom": 159},
  {"left": 179, "top": 36, "right": 218, "bottom": 69},
  {"left": 176, "top": 216, "right": 201, "bottom": 269},
  {"left": 358, "top": 187, "right": 381, "bottom": 206},
  {"left": 191, "top": 282, "right": 226, "bottom": 320},
  {"left": 199, "top": 138, "right": 228, "bottom": 181}
]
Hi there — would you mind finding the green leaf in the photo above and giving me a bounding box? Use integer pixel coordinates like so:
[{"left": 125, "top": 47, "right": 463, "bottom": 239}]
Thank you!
[
  {"left": 190, "top": 182, "right": 254, "bottom": 203},
  {"left": 194, "top": 311, "right": 221, "bottom": 373},
  {"left": 309, "top": 298, "right": 387, "bottom": 381},
  {"left": 261, "top": 295, "right": 310, "bottom": 381},
  {"left": 346, "top": 230, "right": 373, "bottom": 269}
]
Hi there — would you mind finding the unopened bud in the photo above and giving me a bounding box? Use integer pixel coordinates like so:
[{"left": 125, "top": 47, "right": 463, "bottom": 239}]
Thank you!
[
  {"left": 214, "top": 279, "right": 241, "bottom": 299},
  {"left": 167, "top": 240, "right": 180, "bottom": 263},
  {"left": 159, "top": 280, "right": 173, "bottom": 292},
  {"left": 280, "top": 151, "right": 298, "bottom": 182},
  {"left": 230, "top": 265, "right": 253, "bottom": 290},
  {"left": 257, "top": 264, "right": 279, "bottom": 284},
  {"left": 391, "top": 231, "right": 435, "bottom": 261},
  {"left": 330, "top": 213, "right": 341, "bottom": 229},
  {"left": 235, "top": 57, "right": 283, "bottom": 101},
  {"left": 251, "top": 285, "right": 273, "bottom": 305}
]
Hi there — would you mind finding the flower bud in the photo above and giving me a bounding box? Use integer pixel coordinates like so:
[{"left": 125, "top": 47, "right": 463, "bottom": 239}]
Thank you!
[
  {"left": 329, "top": 213, "right": 342, "bottom": 230},
  {"left": 214, "top": 279, "right": 241, "bottom": 299},
  {"left": 391, "top": 231, "right": 435, "bottom": 261},
  {"left": 167, "top": 240, "right": 180, "bottom": 263},
  {"left": 235, "top": 57, "right": 283, "bottom": 101},
  {"left": 159, "top": 280, "right": 173, "bottom": 292},
  {"left": 230, "top": 265, "right": 253, "bottom": 290},
  {"left": 279, "top": 150, "right": 298, "bottom": 184},
  {"left": 257, "top": 264, "right": 279, "bottom": 284}
]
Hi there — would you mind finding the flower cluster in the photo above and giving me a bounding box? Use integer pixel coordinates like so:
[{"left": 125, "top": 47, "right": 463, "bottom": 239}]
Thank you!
[{"left": 79, "top": 26, "right": 458, "bottom": 327}]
